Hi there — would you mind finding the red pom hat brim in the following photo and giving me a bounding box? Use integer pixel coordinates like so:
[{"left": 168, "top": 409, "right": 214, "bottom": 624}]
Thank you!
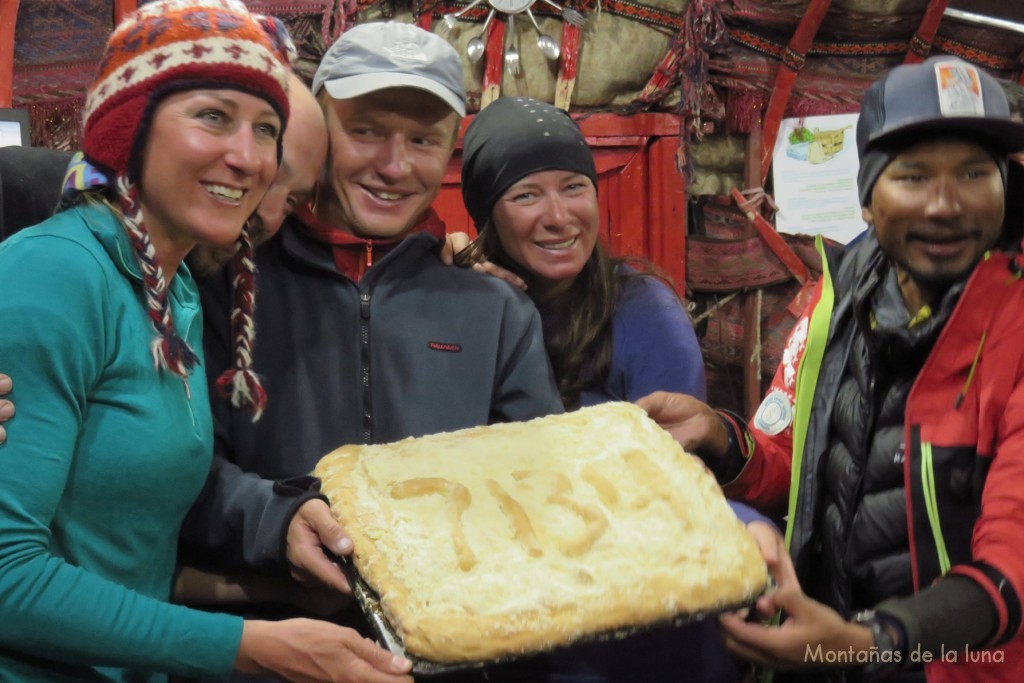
[{"left": 83, "top": 0, "right": 290, "bottom": 176}]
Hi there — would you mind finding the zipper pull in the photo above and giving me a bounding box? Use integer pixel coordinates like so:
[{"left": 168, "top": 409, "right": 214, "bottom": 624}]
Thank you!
[
  {"left": 360, "top": 293, "right": 371, "bottom": 319},
  {"left": 365, "top": 241, "right": 373, "bottom": 268},
  {"left": 953, "top": 330, "right": 987, "bottom": 410}
]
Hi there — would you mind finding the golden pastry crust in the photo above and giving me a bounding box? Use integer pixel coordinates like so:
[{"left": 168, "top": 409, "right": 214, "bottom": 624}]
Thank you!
[{"left": 314, "top": 402, "right": 768, "bottom": 663}]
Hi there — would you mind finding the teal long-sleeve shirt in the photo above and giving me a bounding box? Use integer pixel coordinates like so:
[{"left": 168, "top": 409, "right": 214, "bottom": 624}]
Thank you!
[{"left": 0, "top": 203, "right": 242, "bottom": 682}]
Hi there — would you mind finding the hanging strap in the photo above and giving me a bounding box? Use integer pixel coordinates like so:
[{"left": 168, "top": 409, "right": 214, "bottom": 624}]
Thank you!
[
  {"left": 481, "top": 17, "right": 506, "bottom": 108},
  {"left": 632, "top": 30, "right": 684, "bottom": 110},
  {"left": 758, "top": 0, "right": 832, "bottom": 185},
  {"left": 905, "top": 0, "right": 950, "bottom": 63},
  {"left": 730, "top": 187, "right": 809, "bottom": 285},
  {"left": 554, "top": 12, "right": 583, "bottom": 110},
  {"left": 416, "top": 3, "right": 433, "bottom": 30}
]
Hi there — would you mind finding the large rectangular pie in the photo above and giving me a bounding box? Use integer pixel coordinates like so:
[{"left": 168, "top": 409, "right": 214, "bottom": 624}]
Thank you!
[{"left": 313, "top": 402, "right": 768, "bottom": 663}]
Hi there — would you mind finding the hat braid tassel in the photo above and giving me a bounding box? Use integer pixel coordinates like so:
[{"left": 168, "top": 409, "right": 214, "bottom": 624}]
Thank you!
[
  {"left": 116, "top": 175, "right": 199, "bottom": 379},
  {"left": 216, "top": 223, "right": 266, "bottom": 421}
]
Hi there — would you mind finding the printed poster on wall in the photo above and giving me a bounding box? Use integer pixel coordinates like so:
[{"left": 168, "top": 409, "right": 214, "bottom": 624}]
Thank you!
[{"left": 772, "top": 113, "right": 866, "bottom": 244}]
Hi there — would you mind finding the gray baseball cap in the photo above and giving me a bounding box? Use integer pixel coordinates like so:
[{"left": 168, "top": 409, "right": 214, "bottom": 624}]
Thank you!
[{"left": 312, "top": 21, "right": 466, "bottom": 116}]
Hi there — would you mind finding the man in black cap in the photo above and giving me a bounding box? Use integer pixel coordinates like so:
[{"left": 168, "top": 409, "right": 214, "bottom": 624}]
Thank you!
[{"left": 638, "top": 55, "right": 1024, "bottom": 681}]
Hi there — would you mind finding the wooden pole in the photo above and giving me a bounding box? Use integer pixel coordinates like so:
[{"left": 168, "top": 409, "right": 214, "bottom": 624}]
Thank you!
[
  {"left": 113, "top": 0, "right": 137, "bottom": 26},
  {"left": 742, "top": 120, "right": 763, "bottom": 418}
]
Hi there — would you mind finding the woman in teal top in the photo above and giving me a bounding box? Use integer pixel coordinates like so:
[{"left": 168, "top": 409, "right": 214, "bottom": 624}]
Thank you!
[{"left": 0, "top": 2, "right": 410, "bottom": 682}]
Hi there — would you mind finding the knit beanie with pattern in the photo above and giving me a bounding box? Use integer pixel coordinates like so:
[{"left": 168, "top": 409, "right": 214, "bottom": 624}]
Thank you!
[{"left": 82, "top": 0, "right": 290, "bottom": 419}]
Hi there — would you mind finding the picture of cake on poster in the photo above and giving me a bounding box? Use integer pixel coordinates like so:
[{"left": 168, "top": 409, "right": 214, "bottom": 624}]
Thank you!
[{"left": 314, "top": 402, "right": 769, "bottom": 669}]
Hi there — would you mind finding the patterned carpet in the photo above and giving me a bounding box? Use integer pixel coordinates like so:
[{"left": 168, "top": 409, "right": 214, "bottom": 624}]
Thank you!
[{"left": 10, "top": 0, "right": 342, "bottom": 148}]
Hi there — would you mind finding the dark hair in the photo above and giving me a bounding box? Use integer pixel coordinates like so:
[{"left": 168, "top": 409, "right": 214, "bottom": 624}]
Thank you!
[{"left": 457, "top": 224, "right": 671, "bottom": 409}]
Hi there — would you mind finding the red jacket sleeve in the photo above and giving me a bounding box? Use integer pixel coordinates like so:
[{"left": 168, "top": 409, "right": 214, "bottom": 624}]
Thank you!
[{"left": 722, "top": 281, "right": 824, "bottom": 520}]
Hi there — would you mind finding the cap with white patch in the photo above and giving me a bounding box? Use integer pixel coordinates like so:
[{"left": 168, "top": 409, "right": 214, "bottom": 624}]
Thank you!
[{"left": 855, "top": 55, "right": 1024, "bottom": 204}]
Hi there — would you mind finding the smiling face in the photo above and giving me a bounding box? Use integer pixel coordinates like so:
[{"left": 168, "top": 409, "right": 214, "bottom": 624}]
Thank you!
[
  {"left": 139, "top": 89, "right": 281, "bottom": 267},
  {"left": 491, "top": 170, "right": 600, "bottom": 293},
  {"left": 864, "top": 138, "right": 1005, "bottom": 309},
  {"left": 251, "top": 74, "right": 328, "bottom": 244},
  {"left": 316, "top": 87, "right": 459, "bottom": 239}
]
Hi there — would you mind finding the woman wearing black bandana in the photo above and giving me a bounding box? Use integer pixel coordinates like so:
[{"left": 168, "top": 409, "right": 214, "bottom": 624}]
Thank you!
[
  {"left": 457, "top": 96, "right": 706, "bottom": 412},
  {"left": 458, "top": 96, "right": 761, "bottom": 683}
]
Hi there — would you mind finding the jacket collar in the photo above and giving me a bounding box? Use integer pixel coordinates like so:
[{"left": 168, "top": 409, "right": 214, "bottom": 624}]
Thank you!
[
  {"left": 73, "top": 201, "right": 198, "bottom": 305},
  {"left": 293, "top": 205, "right": 447, "bottom": 245},
  {"left": 282, "top": 206, "right": 448, "bottom": 282}
]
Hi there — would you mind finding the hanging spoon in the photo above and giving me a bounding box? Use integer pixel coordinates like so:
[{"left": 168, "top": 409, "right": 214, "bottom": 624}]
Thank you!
[
  {"left": 524, "top": 8, "right": 560, "bottom": 61},
  {"left": 466, "top": 8, "right": 496, "bottom": 64}
]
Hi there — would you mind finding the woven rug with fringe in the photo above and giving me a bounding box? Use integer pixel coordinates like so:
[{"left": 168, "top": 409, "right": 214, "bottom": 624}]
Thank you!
[
  {"left": 686, "top": 197, "right": 825, "bottom": 416},
  {"left": 707, "top": 0, "right": 1024, "bottom": 135},
  {"left": 11, "top": 0, "right": 369, "bottom": 149}
]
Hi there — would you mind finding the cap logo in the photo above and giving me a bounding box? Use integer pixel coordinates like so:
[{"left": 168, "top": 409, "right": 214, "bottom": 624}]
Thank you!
[
  {"left": 385, "top": 40, "right": 429, "bottom": 64},
  {"left": 934, "top": 61, "right": 985, "bottom": 117}
]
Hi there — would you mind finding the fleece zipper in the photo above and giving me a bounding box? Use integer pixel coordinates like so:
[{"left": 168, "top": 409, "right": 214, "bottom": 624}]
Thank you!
[{"left": 359, "top": 290, "right": 372, "bottom": 443}]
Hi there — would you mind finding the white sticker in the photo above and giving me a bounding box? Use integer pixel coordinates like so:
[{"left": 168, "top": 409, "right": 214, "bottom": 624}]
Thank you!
[
  {"left": 753, "top": 390, "right": 794, "bottom": 436},
  {"left": 934, "top": 61, "right": 985, "bottom": 117},
  {"left": 782, "top": 317, "right": 809, "bottom": 390}
]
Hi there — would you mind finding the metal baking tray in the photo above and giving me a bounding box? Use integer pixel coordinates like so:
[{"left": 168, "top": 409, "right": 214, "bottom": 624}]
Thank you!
[{"left": 340, "top": 558, "right": 767, "bottom": 677}]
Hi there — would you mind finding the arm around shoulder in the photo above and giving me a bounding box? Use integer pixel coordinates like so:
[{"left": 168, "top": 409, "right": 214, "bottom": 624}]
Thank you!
[{"left": 491, "top": 291, "right": 564, "bottom": 420}]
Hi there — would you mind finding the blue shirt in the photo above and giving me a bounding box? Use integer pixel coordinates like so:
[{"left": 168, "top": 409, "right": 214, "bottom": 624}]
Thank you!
[{"left": 580, "top": 274, "right": 706, "bottom": 406}]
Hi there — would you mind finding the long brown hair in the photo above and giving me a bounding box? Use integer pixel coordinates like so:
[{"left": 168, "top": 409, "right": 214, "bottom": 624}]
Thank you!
[{"left": 457, "top": 223, "right": 653, "bottom": 409}]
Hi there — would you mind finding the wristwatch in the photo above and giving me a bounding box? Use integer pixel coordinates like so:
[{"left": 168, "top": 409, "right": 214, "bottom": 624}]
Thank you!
[{"left": 853, "top": 610, "right": 905, "bottom": 677}]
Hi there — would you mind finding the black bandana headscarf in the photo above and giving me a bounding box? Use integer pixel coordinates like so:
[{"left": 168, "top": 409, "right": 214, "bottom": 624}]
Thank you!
[{"left": 461, "top": 96, "right": 597, "bottom": 230}]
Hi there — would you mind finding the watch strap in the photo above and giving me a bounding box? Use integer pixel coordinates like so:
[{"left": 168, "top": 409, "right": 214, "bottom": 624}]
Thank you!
[{"left": 853, "top": 609, "right": 906, "bottom": 678}]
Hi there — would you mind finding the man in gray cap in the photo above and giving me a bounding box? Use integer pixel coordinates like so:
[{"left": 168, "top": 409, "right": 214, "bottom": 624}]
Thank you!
[
  {"left": 638, "top": 55, "right": 1024, "bottom": 681},
  {"left": 182, "top": 20, "right": 561, "bottom": 632},
  {"left": 309, "top": 21, "right": 466, "bottom": 242},
  {"left": 0, "top": 21, "right": 558, "bottom": 641}
]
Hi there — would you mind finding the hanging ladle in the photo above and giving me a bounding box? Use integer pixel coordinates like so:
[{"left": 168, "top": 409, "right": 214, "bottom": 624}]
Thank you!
[
  {"left": 466, "top": 8, "right": 496, "bottom": 64},
  {"left": 524, "top": 8, "right": 560, "bottom": 61},
  {"left": 443, "top": 0, "right": 485, "bottom": 30}
]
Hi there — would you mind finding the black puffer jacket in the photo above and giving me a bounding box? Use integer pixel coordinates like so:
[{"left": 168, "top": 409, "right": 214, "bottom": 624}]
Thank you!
[
  {"left": 783, "top": 252, "right": 961, "bottom": 683},
  {"left": 815, "top": 263, "right": 960, "bottom": 621}
]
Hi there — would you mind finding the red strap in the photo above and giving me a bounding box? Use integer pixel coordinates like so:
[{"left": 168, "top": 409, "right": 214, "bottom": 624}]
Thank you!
[
  {"left": 0, "top": 0, "right": 19, "bottom": 108},
  {"left": 481, "top": 16, "right": 506, "bottom": 107},
  {"left": 904, "top": 0, "right": 949, "bottom": 63},
  {"left": 729, "top": 187, "right": 810, "bottom": 284},
  {"left": 636, "top": 35, "right": 681, "bottom": 105},
  {"left": 554, "top": 19, "right": 582, "bottom": 110},
  {"left": 759, "top": 0, "right": 832, "bottom": 184}
]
